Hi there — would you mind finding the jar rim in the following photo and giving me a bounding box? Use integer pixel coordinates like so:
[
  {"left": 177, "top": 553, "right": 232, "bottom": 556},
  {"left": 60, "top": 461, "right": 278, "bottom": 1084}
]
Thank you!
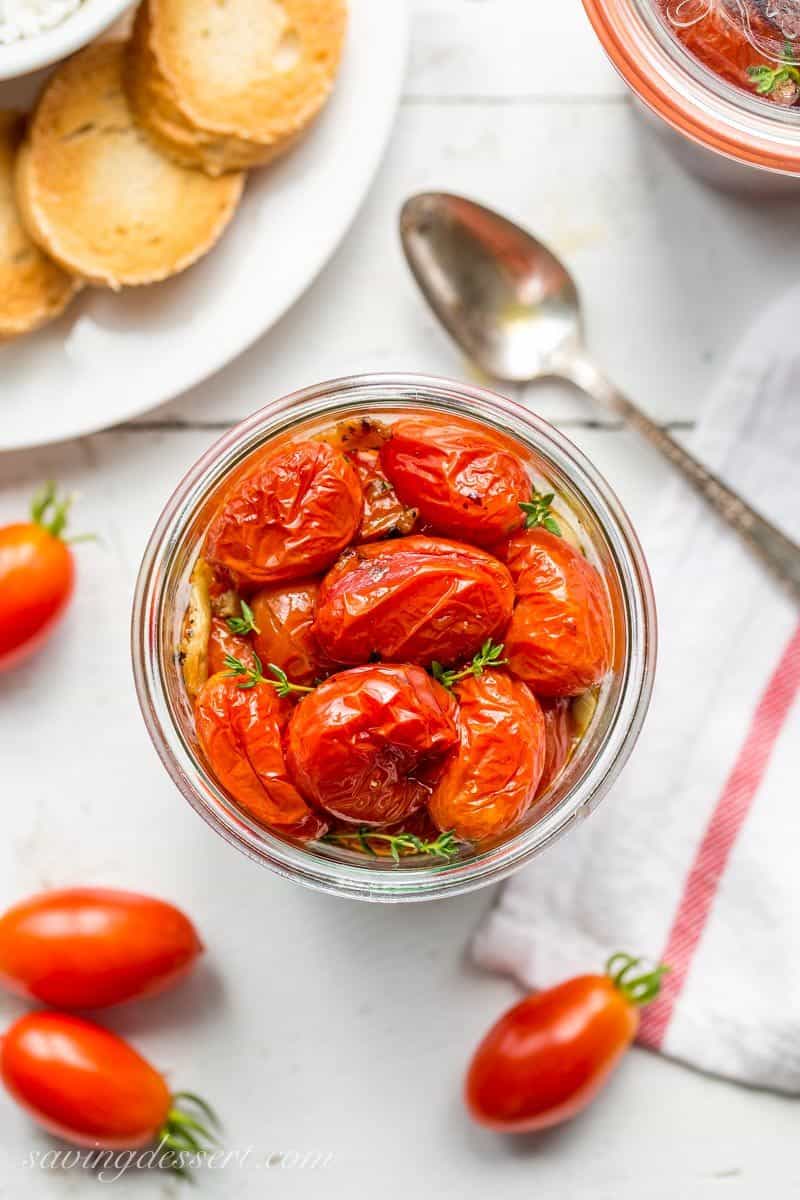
[
  {"left": 583, "top": 0, "right": 800, "bottom": 174},
  {"left": 131, "top": 372, "right": 657, "bottom": 902}
]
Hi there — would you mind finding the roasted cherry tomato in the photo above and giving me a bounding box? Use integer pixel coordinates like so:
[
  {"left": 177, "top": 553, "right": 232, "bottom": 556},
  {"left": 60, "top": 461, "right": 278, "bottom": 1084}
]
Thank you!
[
  {"left": 380, "top": 416, "right": 531, "bottom": 545},
  {"left": 0, "top": 888, "right": 202, "bottom": 1010},
  {"left": 249, "top": 579, "right": 329, "bottom": 687},
  {"left": 286, "top": 664, "right": 457, "bottom": 826},
  {"left": 537, "top": 696, "right": 573, "bottom": 797},
  {"left": 465, "top": 954, "right": 668, "bottom": 1132},
  {"left": 0, "top": 1012, "right": 216, "bottom": 1151},
  {"left": 429, "top": 671, "right": 546, "bottom": 842},
  {"left": 501, "top": 528, "right": 613, "bottom": 696},
  {"left": 349, "top": 449, "right": 418, "bottom": 542},
  {"left": 207, "top": 617, "right": 255, "bottom": 677},
  {"left": 0, "top": 484, "right": 77, "bottom": 670},
  {"left": 314, "top": 536, "right": 514, "bottom": 668},
  {"left": 204, "top": 441, "right": 363, "bottom": 586},
  {"left": 195, "top": 672, "right": 325, "bottom": 840}
]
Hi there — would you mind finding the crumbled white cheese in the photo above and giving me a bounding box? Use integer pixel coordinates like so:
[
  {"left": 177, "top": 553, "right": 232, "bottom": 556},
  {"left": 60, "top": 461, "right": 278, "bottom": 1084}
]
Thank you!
[{"left": 0, "top": 0, "right": 83, "bottom": 45}]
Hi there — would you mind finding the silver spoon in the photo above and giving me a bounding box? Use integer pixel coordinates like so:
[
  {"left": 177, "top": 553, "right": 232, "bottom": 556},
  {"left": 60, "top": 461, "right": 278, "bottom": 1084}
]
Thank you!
[{"left": 400, "top": 191, "right": 800, "bottom": 603}]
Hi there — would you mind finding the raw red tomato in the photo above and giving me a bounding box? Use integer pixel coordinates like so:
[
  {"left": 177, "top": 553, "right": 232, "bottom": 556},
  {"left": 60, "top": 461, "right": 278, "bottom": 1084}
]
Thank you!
[
  {"left": 286, "top": 664, "right": 458, "bottom": 826},
  {"left": 466, "top": 955, "right": 667, "bottom": 1132},
  {"left": 502, "top": 528, "right": 613, "bottom": 696},
  {"left": 204, "top": 441, "right": 363, "bottom": 586},
  {"left": 349, "top": 449, "right": 418, "bottom": 542},
  {"left": 195, "top": 672, "right": 325, "bottom": 840},
  {"left": 313, "top": 536, "right": 514, "bottom": 668},
  {"left": 250, "top": 579, "right": 329, "bottom": 687},
  {"left": 207, "top": 617, "right": 255, "bottom": 677},
  {"left": 0, "top": 888, "right": 202, "bottom": 1010},
  {"left": 429, "top": 671, "right": 546, "bottom": 842},
  {"left": 0, "top": 484, "right": 77, "bottom": 670},
  {"left": 0, "top": 1012, "right": 216, "bottom": 1151},
  {"left": 537, "top": 696, "right": 573, "bottom": 797},
  {"left": 380, "top": 416, "right": 530, "bottom": 545}
]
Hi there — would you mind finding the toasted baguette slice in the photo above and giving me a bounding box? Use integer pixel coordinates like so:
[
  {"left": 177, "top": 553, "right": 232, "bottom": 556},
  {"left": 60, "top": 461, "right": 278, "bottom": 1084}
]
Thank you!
[
  {"left": 0, "top": 112, "right": 79, "bottom": 339},
  {"left": 16, "top": 43, "right": 245, "bottom": 290},
  {"left": 125, "top": 0, "right": 347, "bottom": 176}
]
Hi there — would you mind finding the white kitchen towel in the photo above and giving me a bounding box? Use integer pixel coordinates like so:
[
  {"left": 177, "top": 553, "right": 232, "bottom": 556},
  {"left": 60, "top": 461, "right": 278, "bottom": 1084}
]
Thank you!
[{"left": 472, "top": 287, "right": 800, "bottom": 1094}]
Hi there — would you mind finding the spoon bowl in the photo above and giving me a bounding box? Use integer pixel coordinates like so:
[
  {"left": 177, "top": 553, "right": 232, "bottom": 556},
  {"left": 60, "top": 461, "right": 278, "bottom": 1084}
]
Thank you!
[{"left": 400, "top": 193, "right": 582, "bottom": 382}]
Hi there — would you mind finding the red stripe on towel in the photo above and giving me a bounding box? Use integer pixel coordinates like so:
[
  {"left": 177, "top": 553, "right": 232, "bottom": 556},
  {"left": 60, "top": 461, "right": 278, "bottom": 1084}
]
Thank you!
[{"left": 639, "top": 620, "right": 800, "bottom": 1050}]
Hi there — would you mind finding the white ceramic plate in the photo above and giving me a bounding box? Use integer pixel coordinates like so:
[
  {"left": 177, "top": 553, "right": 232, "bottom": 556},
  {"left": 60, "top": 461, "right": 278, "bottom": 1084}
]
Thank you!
[{"left": 0, "top": 0, "right": 407, "bottom": 451}]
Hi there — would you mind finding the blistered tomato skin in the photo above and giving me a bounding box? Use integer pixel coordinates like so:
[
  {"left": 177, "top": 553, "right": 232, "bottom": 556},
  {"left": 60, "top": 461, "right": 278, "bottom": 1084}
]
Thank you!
[
  {"left": 348, "top": 450, "right": 418, "bottom": 543},
  {"left": 380, "top": 417, "right": 530, "bottom": 546},
  {"left": 465, "top": 976, "right": 639, "bottom": 1132},
  {"left": 195, "top": 673, "right": 326, "bottom": 840},
  {"left": 0, "top": 1012, "right": 172, "bottom": 1149},
  {"left": 502, "top": 528, "right": 613, "bottom": 697},
  {"left": 429, "top": 671, "right": 546, "bottom": 842},
  {"left": 249, "top": 580, "right": 329, "bottom": 687},
  {"left": 313, "top": 536, "right": 515, "bottom": 669},
  {"left": 204, "top": 441, "right": 363, "bottom": 586},
  {"left": 286, "top": 664, "right": 458, "bottom": 827},
  {"left": 0, "top": 889, "right": 202, "bottom": 1010},
  {"left": 207, "top": 617, "right": 255, "bottom": 677}
]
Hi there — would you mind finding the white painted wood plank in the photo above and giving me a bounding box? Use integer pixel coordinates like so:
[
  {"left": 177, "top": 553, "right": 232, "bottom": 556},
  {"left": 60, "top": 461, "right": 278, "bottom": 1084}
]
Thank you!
[{"left": 407, "top": 0, "right": 624, "bottom": 98}]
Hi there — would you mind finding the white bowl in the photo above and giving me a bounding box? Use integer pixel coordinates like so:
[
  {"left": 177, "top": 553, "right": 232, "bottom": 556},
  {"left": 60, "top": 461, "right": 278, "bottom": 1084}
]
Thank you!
[{"left": 0, "top": 0, "right": 133, "bottom": 81}]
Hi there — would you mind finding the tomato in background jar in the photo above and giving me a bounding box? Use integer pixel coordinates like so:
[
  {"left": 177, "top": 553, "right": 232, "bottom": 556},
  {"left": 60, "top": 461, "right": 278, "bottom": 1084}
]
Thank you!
[
  {"left": 313, "top": 535, "right": 515, "bottom": 668},
  {"left": 501, "top": 528, "right": 612, "bottom": 696},
  {"left": 195, "top": 672, "right": 325, "bottom": 840},
  {"left": 429, "top": 671, "right": 546, "bottom": 842},
  {"left": 380, "top": 416, "right": 531, "bottom": 545},
  {"left": 286, "top": 664, "right": 458, "bottom": 827},
  {"left": 204, "top": 441, "right": 363, "bottom": 586}
]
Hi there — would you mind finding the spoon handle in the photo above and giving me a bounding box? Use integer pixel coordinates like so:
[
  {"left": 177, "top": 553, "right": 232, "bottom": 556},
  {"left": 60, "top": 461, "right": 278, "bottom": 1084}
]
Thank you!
[{"left": 553, "top": 348, "right": 800, "bottom": 604}]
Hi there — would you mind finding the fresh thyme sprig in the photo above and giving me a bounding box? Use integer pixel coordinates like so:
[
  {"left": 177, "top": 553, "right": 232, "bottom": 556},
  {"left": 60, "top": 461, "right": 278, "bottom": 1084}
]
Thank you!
[
  {"left": 748, "top": 43, "right": 800, "bottom": 97},
  {"left": 431, "top": 638, "right": 507, "bottom": 692},
  {"left": 519, "top": 489, "right": 562, "bottom": 536},
  {"left": 224, "top": 652, "right": 314, "bottom": 697},
  {"left": 324, "top": 828, "right": 461, "bottom": 863},
  {"left": 226, "top": 600, "right": 260, "bottom": 636}
]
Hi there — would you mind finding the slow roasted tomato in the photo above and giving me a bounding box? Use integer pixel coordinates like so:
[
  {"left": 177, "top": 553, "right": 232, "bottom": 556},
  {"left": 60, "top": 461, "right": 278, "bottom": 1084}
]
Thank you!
[
  {"left": 195, "top": 673, "right": 325, "bottom": 840},
  {"left": 429, "top": 671, "right": 546, "bottom": 842},
  {"left": 207, "top": 617, "right": 255, "bottom": 677},
  {"left": 204, "top": 441, "right": 363, "bottom": 586},
  {"left": 0, "top": 1012, "right": 216, "bottom": 1151},
  {"left": 380, "top": 416, "right": 530, "bottom": 545},
  {"left": 0, "top": 888, "right": 202, "bottom": 1010},
  {"left": 349, "top": 449, "right": 418, "bottom": 542},
  {"left": 286, "top": 664, "right": 457, "bottom": 826},
  {"left": 465, "top": 955, "right": 667, "bottom": 1132},
  {"left": 538, "top": 696, "right": 573, "bottom": 797},
  {"left": 249, "top": 579, "right": 328, "bottom": 687},
  {"left": 501, "top": 528, "right": 612, "bottom": 696},
  {"left": 314, "top": 536, "right": 514, "bottom": 668}
]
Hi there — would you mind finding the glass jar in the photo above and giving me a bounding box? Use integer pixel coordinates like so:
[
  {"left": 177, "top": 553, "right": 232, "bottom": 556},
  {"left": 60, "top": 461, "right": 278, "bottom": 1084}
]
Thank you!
[
  {"left": 583, "top": 0, "right": 800, "bottom": 191},
  {"left": 131, "top": 374, "right": 656, "bottom": 902}
]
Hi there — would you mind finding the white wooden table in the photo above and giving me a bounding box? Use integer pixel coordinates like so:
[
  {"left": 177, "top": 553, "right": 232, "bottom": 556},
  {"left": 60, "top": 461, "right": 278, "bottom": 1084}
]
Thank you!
[{"left": 1, "top": 2, "right": 797, "bottom": 1195}]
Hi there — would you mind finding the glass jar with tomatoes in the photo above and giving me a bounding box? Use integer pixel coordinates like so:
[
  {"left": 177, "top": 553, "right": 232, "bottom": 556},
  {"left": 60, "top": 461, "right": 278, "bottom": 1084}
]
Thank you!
[
  {"left": 132, "top": 375, "right": 655, "bottom": 902},
  {"left": 583, "top": 0, "right": 800, "bottom": 191}
]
